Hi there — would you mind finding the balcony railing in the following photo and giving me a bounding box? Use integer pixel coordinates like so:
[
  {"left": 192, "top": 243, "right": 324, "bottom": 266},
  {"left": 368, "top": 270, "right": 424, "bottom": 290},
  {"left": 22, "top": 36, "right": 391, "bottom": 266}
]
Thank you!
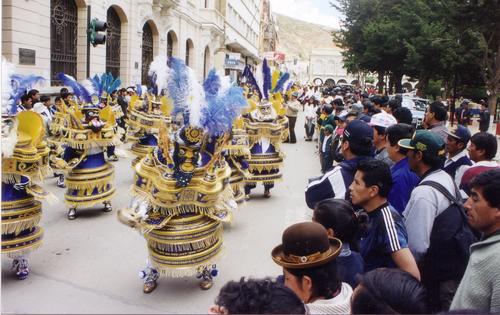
[{"left": 199, "top": 8, "right": 224, "bottom": 31}]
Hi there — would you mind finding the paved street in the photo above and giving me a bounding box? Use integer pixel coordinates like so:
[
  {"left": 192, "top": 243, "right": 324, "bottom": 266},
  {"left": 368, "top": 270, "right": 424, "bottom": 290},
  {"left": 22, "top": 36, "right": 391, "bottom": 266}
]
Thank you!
[{"left": 1, "top": 114, "right": 319, "bottom": 314}]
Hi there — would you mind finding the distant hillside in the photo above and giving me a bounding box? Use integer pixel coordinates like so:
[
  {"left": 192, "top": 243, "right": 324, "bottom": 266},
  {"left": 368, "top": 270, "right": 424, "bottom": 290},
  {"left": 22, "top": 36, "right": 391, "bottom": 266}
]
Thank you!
[{"left": 274, "top": 13, "right": 338, "bottom": 60}]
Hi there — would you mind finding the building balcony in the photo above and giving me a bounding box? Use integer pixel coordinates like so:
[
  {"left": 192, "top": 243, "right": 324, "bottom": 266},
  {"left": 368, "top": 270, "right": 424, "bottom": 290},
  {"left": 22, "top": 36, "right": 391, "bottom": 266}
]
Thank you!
[
  {"left": 200, "top": 8, "right": 224, "bottom": 32},
  {"left": 158, "top": 0, "right": 180, "bottom": 10}
]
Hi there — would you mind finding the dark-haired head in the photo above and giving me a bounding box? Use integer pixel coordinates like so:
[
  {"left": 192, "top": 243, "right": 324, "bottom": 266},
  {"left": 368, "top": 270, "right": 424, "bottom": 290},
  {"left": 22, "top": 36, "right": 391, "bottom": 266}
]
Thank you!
[
  {"left": 214, "top": 277, "right": 305, "bottom": 314},
  {"left": 349, "top": 159, "right": 393, "bottom": 209},
  {"left": 427, "top": 101, "right": 448, "bottom": 122},
  {"left": 356, "top": 159, "right": 393, "bottom": 197},
  {"left": 27, "top": 89, "right": 39, "bottom": 98},
  {"left": 386, "top": 123, "right": 415, "bottom": 156},
  {"left": 469, "top": 168, "right": 500, "bottom": 209},
  {"left": 285, "top": 259, "right": 341, "bottom": 304},
  {"left": 20, "top": 94, "right": 31, "bottom": 104},
  {"left": 323, "top": 105, "right": 333, "bottom": 115},
  {"left": 351, "top": 268, "right": 427, "bottom": 314},
  {"left": 313, "top": 198, "right": 360, "bottom": 250},
  {"left": 387, "top": 99, "right": 401, "bottom": 114},
  {"left": 469, "top": 132, "right": 497, "bottom": 161},
  {"left": 393, "top": 107, "right": 413, "bottom": 125},
  {"left": 40, "top": 95, "right": 50, "bottom": 103}
]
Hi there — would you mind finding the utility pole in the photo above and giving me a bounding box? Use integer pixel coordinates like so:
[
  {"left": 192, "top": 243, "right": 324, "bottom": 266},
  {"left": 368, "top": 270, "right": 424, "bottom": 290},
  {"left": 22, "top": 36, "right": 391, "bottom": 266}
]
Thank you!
[{"left": 86, "top": 5, "right": 91, "bottom": 78}]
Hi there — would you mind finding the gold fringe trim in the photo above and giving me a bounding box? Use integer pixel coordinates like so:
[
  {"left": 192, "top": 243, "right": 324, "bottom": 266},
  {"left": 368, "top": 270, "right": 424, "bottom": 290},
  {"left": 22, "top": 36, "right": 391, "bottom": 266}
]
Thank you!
[
  {"left": 146, "top": 228, "right": 222, "bottom": 253},
  {"left": 4, "top": 241, "right": 43, "bottom": 259},
  {"left": 131, "top": 186, "right": 234, "bottom": 222},
  {"left": 2, "top": 214, "right": 42, "bottom": 236},
  {"left": 227, "top": 147, "right": 251, "bottom": 157},
  {"left": 64, "top": 188, "right": 115, "bottom": 208},
  {"left": 149, "top": 244, "right": 224, "bottom": 278},
  {"left": 65, "top": 174, "right": 114, "bottom": 191},
  {"left": 64, "top": 138, "right": 122, "bottom": 150}
]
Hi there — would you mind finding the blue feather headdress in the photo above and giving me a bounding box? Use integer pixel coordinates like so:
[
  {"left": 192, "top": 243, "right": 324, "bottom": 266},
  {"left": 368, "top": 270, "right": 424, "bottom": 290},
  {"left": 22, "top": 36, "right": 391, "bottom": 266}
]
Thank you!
[
  {"left": 90, "top": 73, "right": 121, "bottom": 97},
  {"left": 241, "top": 58, "right": 273, "bottom": 101},
  {"left": 149, "top": 56, "right": 246, "bottom": 135},
  {"left": 242, "top": 65, "right": 261, "bottom": 99},
  {"left": 150, "top": 56, "right": 205, "bottom": 126},
  {"left": 201, "top": 69, "right": 247, "bottom": 137},
  {"left": 57, "top": 73, "right": 95, "bottom": 104}
]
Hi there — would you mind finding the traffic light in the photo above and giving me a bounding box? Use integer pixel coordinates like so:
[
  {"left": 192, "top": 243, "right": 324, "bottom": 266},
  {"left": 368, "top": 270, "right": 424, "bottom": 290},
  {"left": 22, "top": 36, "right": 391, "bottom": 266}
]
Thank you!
[{"left": 88, "top": 18, "right": 107, "bottom": 47}]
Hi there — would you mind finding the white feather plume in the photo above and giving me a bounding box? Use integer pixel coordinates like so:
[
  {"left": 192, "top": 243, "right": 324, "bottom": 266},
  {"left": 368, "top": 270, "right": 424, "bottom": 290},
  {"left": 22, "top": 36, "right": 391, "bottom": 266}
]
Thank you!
[
  {"left": 185, "top": 67, "right": 206, "bottom": 127},
  {"left": 254, "top": 62, "right": 264, "bottom": 99},
  {"left": 80, "top": 79, "right": 96, "bottom": 100},
  {"left": 148, "top": 55, "right": 169, "bottom": 95},
  {"left": 2, "top": 57, "right": 14, "bottom": 116},
  {"left": 218, "top": 74, "right": 232, "bottom": 97},
  {"left": 2, "top": 119, "right": 18, "bottom": 158}
]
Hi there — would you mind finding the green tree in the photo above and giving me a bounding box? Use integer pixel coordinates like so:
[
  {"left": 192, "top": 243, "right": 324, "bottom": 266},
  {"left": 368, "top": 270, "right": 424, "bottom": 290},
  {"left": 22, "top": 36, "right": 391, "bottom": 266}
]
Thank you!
[
  {"left": 451, "top": 0, "right": 500, "bottom": 115},
  {"left": 332, "top": 0, "right": 491, "bottom": 98}
]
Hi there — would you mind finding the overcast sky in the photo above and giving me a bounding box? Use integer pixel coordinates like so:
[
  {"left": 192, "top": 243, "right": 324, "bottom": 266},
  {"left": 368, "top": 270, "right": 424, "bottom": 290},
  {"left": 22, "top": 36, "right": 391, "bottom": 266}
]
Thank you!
[{"left": 270, "top": 0, "right": 343, "bottom": 29}]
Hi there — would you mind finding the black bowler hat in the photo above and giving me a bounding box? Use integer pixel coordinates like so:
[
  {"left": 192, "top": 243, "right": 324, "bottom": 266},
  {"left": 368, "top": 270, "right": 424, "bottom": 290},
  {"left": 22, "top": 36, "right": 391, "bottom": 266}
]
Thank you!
[{"left": 271, "top": 222, "right": 342, "bottom": 269}]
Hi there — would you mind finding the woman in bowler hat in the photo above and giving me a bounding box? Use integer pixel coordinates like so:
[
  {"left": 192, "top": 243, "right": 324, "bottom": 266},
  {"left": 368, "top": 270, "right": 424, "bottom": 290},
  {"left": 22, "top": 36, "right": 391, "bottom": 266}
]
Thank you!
[{"left": 271, "top": 222, "right": 353, "bottom": 314}]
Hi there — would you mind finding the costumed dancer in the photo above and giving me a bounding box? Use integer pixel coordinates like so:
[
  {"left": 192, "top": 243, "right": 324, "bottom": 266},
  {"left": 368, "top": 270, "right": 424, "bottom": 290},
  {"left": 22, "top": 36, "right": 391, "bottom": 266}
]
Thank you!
[
  {"left": 241, "top": 60, "right": 288, "bottom": 198},
  {"left": 91, "top": 73, "right": 122, "bottom": 162},
  {"left": 48, "top": 96, "right": 72, "bottom": 187},
  {"left": 127, "top": 81, "right": 172, "bottom": 167},
  {"left": 1, "top": 60, "right": 49, "bottom": 279},
  {"left": 225, "top": 117, "right": 250, "bottom": 203},
  {"left": 57, "top": 73, "right": 121, "bottom": 220},
  {"left": 118, "top": 57, "right": 246, "bottom": 293}
]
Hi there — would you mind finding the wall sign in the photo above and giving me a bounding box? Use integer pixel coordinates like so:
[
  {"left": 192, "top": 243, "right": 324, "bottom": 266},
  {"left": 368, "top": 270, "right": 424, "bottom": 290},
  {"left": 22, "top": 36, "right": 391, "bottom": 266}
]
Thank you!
[{"left": 19, "top": 48, "right": 36, "bottom": 65}]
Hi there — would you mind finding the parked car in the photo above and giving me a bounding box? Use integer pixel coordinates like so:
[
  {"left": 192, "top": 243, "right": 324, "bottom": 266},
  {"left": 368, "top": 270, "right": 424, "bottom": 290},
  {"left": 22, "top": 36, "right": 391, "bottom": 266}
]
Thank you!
[{"left": 391, "top": 95, "right": 428, "bottom": 127}]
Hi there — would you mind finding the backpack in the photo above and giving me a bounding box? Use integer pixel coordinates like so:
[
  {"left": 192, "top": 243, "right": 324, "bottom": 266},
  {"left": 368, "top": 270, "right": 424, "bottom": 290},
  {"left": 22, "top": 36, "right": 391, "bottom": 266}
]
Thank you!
[{"left": 419, "top": 181, "right": 477, "bottom": 283}]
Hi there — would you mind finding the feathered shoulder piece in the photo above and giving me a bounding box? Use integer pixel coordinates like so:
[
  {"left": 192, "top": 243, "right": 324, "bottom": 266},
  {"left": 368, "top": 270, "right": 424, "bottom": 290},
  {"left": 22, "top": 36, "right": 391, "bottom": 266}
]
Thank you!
[{"left": 2, "top": 58, "right": 45, "bottom": 116}]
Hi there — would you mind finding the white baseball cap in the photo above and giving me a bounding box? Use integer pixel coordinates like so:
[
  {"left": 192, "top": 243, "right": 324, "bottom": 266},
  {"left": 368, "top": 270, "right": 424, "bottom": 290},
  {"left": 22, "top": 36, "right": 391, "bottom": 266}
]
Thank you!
[{"left": 369, "top": 112, "right": 397, "bottom": 128}]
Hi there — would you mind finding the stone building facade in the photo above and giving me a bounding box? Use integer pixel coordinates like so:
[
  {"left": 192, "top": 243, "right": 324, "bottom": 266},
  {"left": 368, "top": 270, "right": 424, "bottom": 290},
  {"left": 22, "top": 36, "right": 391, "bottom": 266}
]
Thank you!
[
  {"left": 309, "top": 48, "right": 356, "bottom": 86},
  {"left": 2, "top": 0, "right": 260, "bottom": 88}
]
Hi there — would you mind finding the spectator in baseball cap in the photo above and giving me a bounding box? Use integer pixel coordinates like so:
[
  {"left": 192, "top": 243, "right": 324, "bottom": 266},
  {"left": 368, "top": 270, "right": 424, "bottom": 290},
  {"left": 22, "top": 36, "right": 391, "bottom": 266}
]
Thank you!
[
  {"left": 369, "top": 112, "right": 398, "bottom": 167},
  {"left": 443, "top": 125, "right": 473, "bottom": 187},
  {"left": 399, "top": 130, "right": 464, "bottom": 311},
  {"left": 305, "top": 120, "right": 374, "bottom": 209}
]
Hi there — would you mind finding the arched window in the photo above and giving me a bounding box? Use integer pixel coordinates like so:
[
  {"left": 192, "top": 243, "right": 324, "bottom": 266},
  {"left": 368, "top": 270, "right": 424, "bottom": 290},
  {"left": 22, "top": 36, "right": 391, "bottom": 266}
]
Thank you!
[
  {"left": 167, "top": 30, "right": 178, "bottom": 58},
  {"left": 185, "top": 39, "right": 194, "bottom": 67},
  {"left": 203, "top": 46, "right": 210, "bottom": 79},
  {"left": 50, "top": 0, "right": 77, "bottom": 85},
  {"left": 167, "top": 32, "right": 173, "bottom": 58},
  {"left": 141, "top": 22, "right": 154, "bottom": 85},
  {"left": 106, "top": 7, "right": 121, "bottom": 78}
]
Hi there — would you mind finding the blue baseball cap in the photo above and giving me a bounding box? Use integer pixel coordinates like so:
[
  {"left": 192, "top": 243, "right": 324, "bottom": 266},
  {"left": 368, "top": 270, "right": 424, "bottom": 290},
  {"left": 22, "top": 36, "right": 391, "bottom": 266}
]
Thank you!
[
  {"left": 445, "top": 125, "right": 471, "bottom": 144},
  {"left": 343, "top": 120, "right": 373, "bottom": 146}
]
